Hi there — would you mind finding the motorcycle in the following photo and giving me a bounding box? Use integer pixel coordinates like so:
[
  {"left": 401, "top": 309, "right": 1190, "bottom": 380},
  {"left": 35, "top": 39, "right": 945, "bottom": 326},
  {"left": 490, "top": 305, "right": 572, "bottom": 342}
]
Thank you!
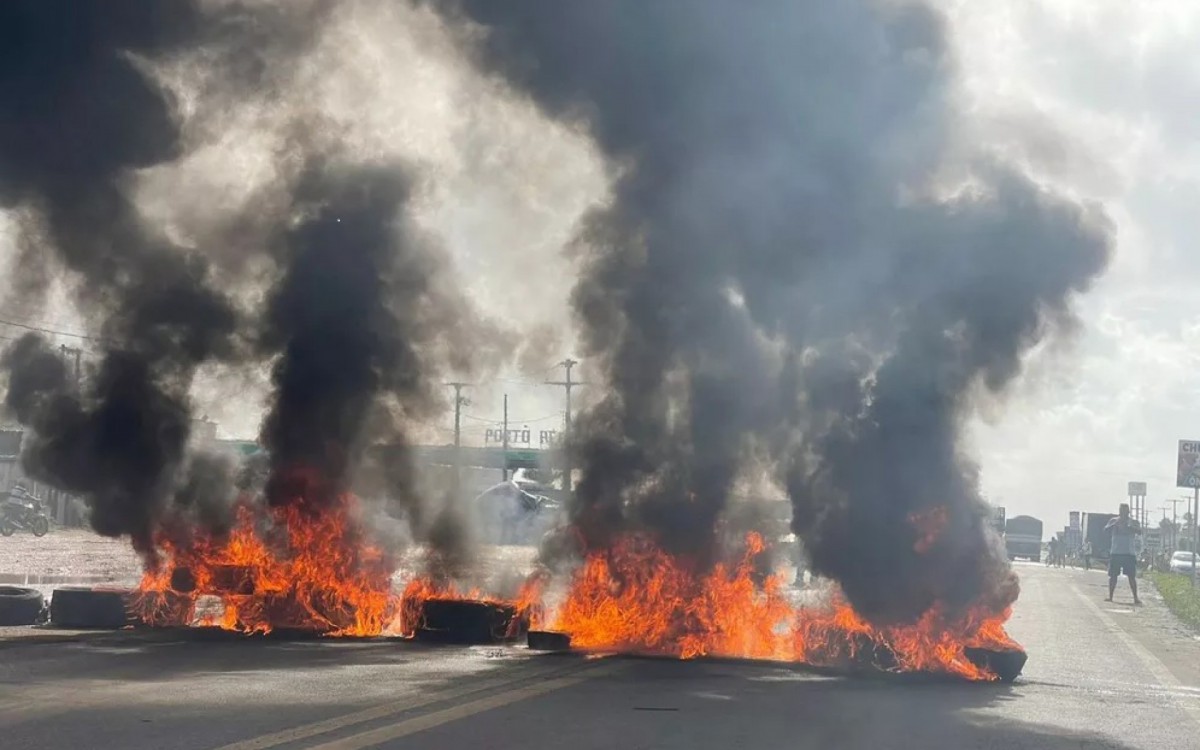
[{"left": 0, "top": 491, "right": 50, "bottom": 537}]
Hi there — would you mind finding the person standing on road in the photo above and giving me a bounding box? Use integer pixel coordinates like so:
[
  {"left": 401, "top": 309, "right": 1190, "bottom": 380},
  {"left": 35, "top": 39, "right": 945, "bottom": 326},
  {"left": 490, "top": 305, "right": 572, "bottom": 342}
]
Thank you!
[
  {"left": 1047, "top": 537, "right": 1059, "bottom": 567},
  {"left": 1082, "top": 539, "right": 1092, "bottom": 570},
  {"left": 1106, "top": 503, "right": 1141, "bottom": 605}
]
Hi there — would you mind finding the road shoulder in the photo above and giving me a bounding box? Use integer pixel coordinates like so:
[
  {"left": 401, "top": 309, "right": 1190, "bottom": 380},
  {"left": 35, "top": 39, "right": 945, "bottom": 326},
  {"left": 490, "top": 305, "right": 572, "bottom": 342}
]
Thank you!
[{"left": 1072, "top": 567, "right": 1200, "bottom": 687}]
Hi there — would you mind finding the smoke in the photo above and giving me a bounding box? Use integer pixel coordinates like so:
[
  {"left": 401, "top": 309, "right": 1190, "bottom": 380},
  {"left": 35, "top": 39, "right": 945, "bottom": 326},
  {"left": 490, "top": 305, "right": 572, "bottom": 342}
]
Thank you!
[
  {"left": 257, "top": 161, "right": 489, "bottom": 535},
  {"left": 435, "top": 1, "right": 1112, "bottom": 622},
  {"left": 0, "top": 1, "right": 505, "bottom": 566},
  {"left": 0, "top": 1, "right": 247, "bottom": 553}
]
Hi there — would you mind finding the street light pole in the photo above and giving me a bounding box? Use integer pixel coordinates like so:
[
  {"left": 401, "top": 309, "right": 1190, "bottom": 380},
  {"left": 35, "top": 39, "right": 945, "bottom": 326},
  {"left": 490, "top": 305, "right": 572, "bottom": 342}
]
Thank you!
[{"left": 1194, "top": 486, "right": 1199, "bottom": 588}]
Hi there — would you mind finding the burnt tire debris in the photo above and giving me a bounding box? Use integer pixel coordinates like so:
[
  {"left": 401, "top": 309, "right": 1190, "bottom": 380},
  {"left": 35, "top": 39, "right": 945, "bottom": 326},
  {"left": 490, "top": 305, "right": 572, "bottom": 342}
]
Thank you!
[{"left": 0, "top": 586, "right": 46, "bottom": 626}]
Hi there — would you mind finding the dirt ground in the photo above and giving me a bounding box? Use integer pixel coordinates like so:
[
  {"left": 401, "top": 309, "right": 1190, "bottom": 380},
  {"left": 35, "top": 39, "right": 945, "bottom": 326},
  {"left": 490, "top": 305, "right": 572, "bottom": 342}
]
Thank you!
[
  {"left": 0, "top": 526, "right": 540, "bottom": 589},
  {"left": 0, "top": 529, "right": 142, "bottom": 582}
]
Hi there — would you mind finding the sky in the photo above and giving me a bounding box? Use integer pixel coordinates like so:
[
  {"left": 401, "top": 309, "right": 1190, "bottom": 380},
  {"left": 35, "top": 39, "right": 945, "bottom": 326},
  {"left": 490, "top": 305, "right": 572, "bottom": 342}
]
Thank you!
[
  {"left": 0, "top": 0, "right": 1197, "bottom": 535},
  {"left": 941, "top": 0, "right": 1200, "bottom": 529}
]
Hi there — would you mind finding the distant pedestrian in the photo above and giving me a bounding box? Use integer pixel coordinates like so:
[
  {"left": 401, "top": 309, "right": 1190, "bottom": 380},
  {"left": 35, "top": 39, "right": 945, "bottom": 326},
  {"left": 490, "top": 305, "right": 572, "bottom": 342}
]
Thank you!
[
  {"left": 1106, "top": 503, "right": 1141, "bottom": 605},
  {"left": 1082, "top": 540, "right": 1092, "bottom": 570},
  {"left": 1047, "top": 537, "right": 1059, "bottom": 567}
]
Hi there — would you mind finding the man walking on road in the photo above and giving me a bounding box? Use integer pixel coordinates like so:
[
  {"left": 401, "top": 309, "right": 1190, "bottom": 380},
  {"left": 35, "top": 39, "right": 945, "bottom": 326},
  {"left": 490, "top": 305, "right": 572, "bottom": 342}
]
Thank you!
[
  {"left": 1106, "top": 503, "right": 1141, "bottom": 605},
  {"left": 1082, "top": 539, "right": 1092, "bottom": 570}
]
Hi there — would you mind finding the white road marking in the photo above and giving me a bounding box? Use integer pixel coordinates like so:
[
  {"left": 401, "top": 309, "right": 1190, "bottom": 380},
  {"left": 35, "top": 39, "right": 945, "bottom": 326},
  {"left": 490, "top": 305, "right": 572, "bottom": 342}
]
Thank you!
[
  {"left": 212, "top": 659, "right": 612, "bottom": 750},
  {"left": 305, "top": 663, "right": 619, "bottom": 750},
  {"left": 1072, "top": 586, "right": 1200, "bottom": 727}
]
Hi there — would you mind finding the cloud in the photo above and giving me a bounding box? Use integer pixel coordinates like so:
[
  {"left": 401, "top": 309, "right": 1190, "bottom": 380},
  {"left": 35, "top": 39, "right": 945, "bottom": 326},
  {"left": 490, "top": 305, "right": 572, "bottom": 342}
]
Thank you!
[{"left": 943, "top": 0, "right": 1200, "bottom": 522}]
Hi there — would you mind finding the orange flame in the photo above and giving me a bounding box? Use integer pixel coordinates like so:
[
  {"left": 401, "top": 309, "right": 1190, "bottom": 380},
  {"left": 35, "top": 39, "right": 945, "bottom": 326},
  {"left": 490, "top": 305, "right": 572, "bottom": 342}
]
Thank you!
[
  {"left": 135, "top": 494, "right": 400, "bottom": 636},
  {"left": 132, "top": 486, "right": 1019, "bottom": 681},
  {"left": 549, "top": 531, "right": 1020, "bottom": 680},
  {"left": 396, "top": 576, "right": 543, "bottom": 638}
]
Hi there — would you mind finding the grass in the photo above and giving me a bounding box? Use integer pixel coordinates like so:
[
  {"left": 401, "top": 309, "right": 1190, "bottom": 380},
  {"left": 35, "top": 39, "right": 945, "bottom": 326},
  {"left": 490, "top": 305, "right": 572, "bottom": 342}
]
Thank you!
[{"left": 1148, "top": 570, "right": 1200, "bottom": 631}]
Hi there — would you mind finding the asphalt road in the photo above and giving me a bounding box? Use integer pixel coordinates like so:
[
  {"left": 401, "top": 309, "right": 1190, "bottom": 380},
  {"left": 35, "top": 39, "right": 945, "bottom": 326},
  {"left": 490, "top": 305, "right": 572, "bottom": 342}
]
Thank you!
[{"left": 2, "top": 562, "right": 1199, "bottom": 750}]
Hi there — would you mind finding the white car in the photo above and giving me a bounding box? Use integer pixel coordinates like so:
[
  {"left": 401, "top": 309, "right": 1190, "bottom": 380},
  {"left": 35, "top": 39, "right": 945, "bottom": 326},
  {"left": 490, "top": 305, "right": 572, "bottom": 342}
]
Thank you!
[
  {"left": 470, "top": 481, "right": 561, "bottom": 545},
  {"left": 1169, "top": 551, "right": 1198, "bottom": 575}
]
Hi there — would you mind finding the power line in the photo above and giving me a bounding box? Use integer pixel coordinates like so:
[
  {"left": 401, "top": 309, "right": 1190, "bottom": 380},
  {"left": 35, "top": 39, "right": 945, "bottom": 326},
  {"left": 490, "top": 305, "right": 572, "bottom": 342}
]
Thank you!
[
  {"left": 462, "top": 412, "right": 564, "bottom": 426},
  {"left": 0, "top": 314, "right": 103, "bottom": 343}
]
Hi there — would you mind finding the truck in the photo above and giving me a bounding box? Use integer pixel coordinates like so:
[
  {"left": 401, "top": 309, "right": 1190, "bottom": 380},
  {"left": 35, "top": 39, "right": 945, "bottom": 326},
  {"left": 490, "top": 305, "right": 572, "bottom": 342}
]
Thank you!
[
  {"left": 1080, "top": 512, "right": 1117, "bottom": 562},
  {"left": 1005, "top": 515, "right": 1043, "bottom": 562}
]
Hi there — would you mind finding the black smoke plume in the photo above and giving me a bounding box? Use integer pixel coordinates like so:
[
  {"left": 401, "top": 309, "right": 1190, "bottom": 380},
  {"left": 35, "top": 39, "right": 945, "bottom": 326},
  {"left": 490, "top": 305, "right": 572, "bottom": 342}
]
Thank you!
[
  {"left": 0, "top": 1, "right": 244, "bottom": 553},
  {"left": 257, "top": 162, "right": 451, "bottom": 528},
  {"left": 437, "top": 1, "right": 1111, "bottom": 622}
]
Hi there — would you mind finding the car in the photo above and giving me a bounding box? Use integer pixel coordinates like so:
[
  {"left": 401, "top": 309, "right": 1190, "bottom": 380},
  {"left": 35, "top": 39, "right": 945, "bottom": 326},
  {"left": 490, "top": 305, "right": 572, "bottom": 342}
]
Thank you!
[
  {"left": 470, "top": 481, "right": 563, "bottom": 545},
  {"left": 1169, "top": 551, "right": 1198, "bottom": 575}
]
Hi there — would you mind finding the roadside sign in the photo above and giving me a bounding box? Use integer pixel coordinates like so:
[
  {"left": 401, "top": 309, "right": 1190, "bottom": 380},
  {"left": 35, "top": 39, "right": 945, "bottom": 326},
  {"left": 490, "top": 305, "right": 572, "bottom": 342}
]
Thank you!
[
  {"left": 505, "top": 450, "right": 542, "bottom": 470},
  {"left": 1179, "top": 440, "right": 1200, "bottom": 487},
  {"left": 1128, "top": 481, "right": 1147, "bottom": 496},
  {"left": 0, "top": 430, "right": 21, "bottom": 458},
  {"left": 1145, "top": 529, "right": 1163, "bottom": 553}
]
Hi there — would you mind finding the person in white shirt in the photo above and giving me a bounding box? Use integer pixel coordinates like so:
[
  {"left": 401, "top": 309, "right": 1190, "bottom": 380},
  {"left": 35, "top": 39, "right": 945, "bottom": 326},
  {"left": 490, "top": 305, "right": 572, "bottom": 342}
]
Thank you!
[{"left": 1105, "top": 504, "right": 1141, "bottom": 605}]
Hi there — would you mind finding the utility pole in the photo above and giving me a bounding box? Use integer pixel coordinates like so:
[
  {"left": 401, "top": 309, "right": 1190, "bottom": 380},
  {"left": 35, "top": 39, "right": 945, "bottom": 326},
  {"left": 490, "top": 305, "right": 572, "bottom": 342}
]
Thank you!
[
  {"left": 445, "top": 382, "right": 470, "bottom": 448},
  {"left": 59, "top": 345, "right": 82, "bottom": 388},
  {"left": 445, "top": 382, "right": 470, "bottom": 501},
  {"left": 547, "top": 359, "right": 586, "bottom": 493},
  {"left": 1170, "top": 498, "right": 1187, "bottom": 550},
  {"left": 1194, "top": 486, "right": 1199, "bottom": 588},
  {"left": 502, "top": 393, "right": 509, "bottom": 482}
]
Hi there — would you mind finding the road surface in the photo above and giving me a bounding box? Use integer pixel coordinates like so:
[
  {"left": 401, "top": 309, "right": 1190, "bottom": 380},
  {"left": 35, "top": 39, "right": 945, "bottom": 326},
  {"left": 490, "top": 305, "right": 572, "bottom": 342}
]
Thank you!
[{"left": 2, "top": 562, "right": 1199, "bottom": 749}]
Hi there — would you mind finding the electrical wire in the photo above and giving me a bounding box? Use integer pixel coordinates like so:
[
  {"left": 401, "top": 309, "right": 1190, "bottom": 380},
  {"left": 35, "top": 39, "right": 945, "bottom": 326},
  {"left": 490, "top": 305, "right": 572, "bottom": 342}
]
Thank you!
[{"left": 0, "top": 313, "right": 102, "bottom": 343}]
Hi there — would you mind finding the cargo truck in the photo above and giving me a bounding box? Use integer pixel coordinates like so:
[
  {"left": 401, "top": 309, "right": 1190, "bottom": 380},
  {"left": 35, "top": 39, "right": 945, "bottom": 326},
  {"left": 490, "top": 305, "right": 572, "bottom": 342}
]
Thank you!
[
  {"left": 1080, "top": 512, "right": 1116, "bottom": 563},
  {"left": 1005, "top": 515, "right": 1043, "bottom": 562}
]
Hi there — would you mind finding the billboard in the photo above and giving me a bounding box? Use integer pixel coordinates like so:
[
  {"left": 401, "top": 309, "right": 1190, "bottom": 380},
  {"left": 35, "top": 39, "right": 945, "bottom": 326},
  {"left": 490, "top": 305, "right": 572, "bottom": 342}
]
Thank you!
[
  {"left": 0, "top": 430, "right": 21, "bottom": 458},
  {"left": 1179, "top": 440, "right": 1200, "bottom": 488},
  {"left": 990, "top": 505, "right": 1006, "bottom": 534},
  {"left": 1176, "top": 441, "right": 1200, "bottom": 489},
  {"left": 1128, "top": 481, "right": 1147, "bottom": 496}
]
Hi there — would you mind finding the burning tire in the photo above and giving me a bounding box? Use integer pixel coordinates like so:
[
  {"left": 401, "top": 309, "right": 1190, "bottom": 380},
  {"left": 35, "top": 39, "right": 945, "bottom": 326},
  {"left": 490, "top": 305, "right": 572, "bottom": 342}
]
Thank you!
[
  {"left": 50, "top": 587, "right": 134, "bottom": 629},
  {"left": 207, "top": 565, "right": 255, "bottom": 595},
  {"left": 416, "top": 599, "right": 525, "bottom": 644},
  {"left": 130, "top": 590, "right": 197, "bottom": 628},
  {"left": 0, "top": 586, "right": 46, "bottom": 626},
  {"left": 964, "top": 647, "right": 1028, "bottom": 683},
  {"left": 527, "top": 630, "right": 572, "bottom": 651}
]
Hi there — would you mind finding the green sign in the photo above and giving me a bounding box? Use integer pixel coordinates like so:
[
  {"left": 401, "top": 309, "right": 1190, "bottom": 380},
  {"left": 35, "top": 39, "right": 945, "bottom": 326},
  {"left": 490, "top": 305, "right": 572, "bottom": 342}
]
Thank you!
[{"left": 505, "top": 450, "right": 541, "bottom": 470}]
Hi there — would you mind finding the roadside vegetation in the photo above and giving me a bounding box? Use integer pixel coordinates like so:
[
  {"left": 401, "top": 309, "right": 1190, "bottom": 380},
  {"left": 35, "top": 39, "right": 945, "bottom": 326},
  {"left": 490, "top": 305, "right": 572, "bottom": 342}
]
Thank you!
[{"left": 1149, "top": 571, "right": 1200, "bottom": 631}]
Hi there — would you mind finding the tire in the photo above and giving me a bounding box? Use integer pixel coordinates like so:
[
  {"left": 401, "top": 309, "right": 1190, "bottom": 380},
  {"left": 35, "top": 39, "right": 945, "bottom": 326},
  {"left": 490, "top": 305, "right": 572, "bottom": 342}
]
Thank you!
[
  {"left": 418, "top": 599, "right": 522, "bottom": 644},
  {"left": 0, "top": 520, "right": 14, "bottom": 537},
  {"left": 0, "top": 586, "right": 46, "bottom": 626},
  {"left": 31, "top": 516, "right": 49, "bottom": 537},
  {"left": 50, "top": 587, "right": 134, "bottom": 629}
]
